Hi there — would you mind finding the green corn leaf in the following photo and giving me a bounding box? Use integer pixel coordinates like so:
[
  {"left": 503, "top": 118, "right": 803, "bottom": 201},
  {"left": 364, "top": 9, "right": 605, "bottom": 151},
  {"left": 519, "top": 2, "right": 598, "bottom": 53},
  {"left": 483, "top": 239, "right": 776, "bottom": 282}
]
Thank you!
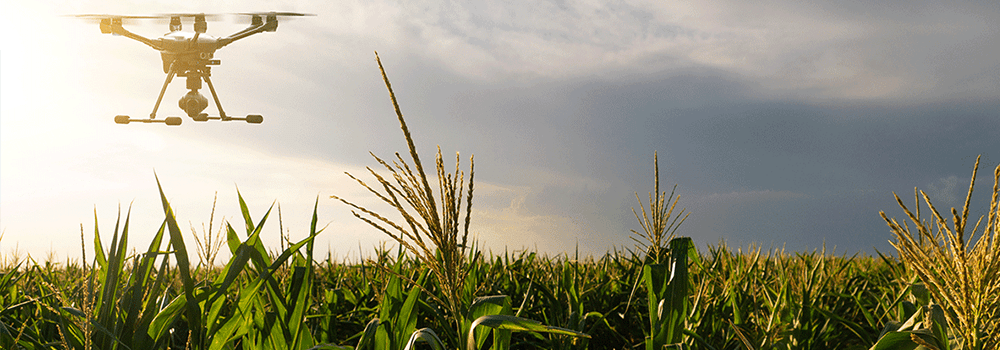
[
  {"left": 834, "top": 291, "right": 880, "bottom": 333},
  {"left": 207, "top": 307, "right": 249, "bottom": 350},
  {"left": 356, "top": 318, "right": 380, "bottom": 350},
  {"left": 727, "top": 286, "right": 743, "bottom": 325},
  {"left": 397, "top": 272, "right": 426, "bottom": 343},
  {"left": 927, "top": 304, "right": 950, "bottom": 350},
  {"left": 285, "top": 266, "right": 308, "bottom": 344},
  {"left": 61, "top": 304, "right": 130, "bottom": 349},
  {"left": 664, "top": 237, "right": 691, "bottom": 344},
  {"left": 261, "top": 228, "right": 321, "bottom": 323},
  {"left": 93, "top": 208, "right": 125, "bottom": 349},
  {"left": 307, "top": 343, "right": 354, "bottom": 350},
  {"left": 0, "top": 320, "right": 14, "bottom": 349},
  {"left": 469, "top": 295, "right": 513, "bottom": 319},
  {"left": 644, "top": 263, "right": 668, "bottom": 334},
  {"left": 869, "top": 331, "right": 921, "bottom": 350},
  {"left": 93, "top": 208, "right": 106, "bottom": 268},
  {"left": 644, "top": 237, "right": 692, "bottom": 350},
  {"left": 120, "top": 206, "right": 164, "bottom": 348},
  {"left": 466, "top": 314, "right": 590, "bottom": 350},
  {"left": 376, "top": 323, "right": 392, "bottom": 350},
  {"left": 209, "top": 277, "right": 267, "bottom": 350},
  {"left": 205, "top": 243, "right": 251, "bottom": 333},
  {"left": 147, "top": 292, "right": 188, "bottom": 341},
  {"left": 237, "top": 187, "right": 255, "bottom": 234},
  {"left": 468, "top": 295, "right": 513, "bottom": 349},
  {"left": 155, "top": 174, "right": 203, "bottom": 342},
  {"left": 814, "top": 306, "right": 873, "bottom": 345},
  {"left": 238, "top": 197, "right": 275, "bottom": 270},
  {"left": 57, "top": 311, "right": 87, "bottom": 350},
  {"left": 308, "top": 196, "right": 320, "bottom": 257},
  {"left": 404, "top": 328, "right": 446, "bottom": 350},
  {"left": 226, "top": 223, "right": 241, "bottom": 255},
  {"left": 141, "top": 233, "right": 173, "bottom": 341},
  {"left": 61, "top": 306, "right": 87, "bottom": 318},
  {"left": 289, "top": 200, "right": 323, "bottom": 350}
]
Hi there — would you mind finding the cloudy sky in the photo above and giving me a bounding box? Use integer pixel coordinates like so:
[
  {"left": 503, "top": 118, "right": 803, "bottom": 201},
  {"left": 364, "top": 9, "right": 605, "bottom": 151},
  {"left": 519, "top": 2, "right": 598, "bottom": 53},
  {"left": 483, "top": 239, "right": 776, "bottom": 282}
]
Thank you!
[{"left": 2, "top": 0, "right": 998, "bottom": 262}]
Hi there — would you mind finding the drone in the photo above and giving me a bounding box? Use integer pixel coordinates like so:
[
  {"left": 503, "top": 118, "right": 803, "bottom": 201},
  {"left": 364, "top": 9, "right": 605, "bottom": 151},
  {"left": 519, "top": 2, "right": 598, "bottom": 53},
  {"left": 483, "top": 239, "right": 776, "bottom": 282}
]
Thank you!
[{"left": 76, "top": 12, "right": 312, "bottom": 125}]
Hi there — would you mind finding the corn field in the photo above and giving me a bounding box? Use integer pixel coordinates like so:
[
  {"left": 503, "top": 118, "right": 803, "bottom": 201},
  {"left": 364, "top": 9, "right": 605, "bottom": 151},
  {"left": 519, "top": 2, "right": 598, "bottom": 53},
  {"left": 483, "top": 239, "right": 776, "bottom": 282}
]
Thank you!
[{"left": 1, "top": 53, "right": 998, "bottom": 350}]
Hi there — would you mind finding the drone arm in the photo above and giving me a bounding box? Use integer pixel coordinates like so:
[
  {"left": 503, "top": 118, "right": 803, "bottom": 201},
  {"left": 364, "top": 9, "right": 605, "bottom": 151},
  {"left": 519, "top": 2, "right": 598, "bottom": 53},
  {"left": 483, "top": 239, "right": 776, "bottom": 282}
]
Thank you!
[
  {"left": 218, "top": 26, "right": 267, "bottom": 47},
  {"left": 225, "top": 25, "right": 260, "bottom": 40},
  {"left": 104, "top": 19, "right": 161, "bottom": 50},
  {"left": 217, "top": 16, "right": 278, "bottom": 47}
]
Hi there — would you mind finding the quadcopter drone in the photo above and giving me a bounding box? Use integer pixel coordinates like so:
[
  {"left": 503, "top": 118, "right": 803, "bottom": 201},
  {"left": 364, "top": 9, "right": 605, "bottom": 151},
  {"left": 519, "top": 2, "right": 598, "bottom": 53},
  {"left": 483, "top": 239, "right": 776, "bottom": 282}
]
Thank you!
[{"left": 76, "top": 12, "right": 312, "bottom": 125}]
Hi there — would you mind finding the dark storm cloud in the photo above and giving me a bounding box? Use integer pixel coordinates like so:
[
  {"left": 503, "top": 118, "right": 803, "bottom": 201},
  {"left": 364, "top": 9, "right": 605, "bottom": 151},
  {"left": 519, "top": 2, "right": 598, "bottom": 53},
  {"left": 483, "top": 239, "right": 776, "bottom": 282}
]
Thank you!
[
  {"left": 560, "top": 72, "right": 999, "bottom": 253},
  {"left": 434, "top": 67, "right": 1000, "bottom": 253}
]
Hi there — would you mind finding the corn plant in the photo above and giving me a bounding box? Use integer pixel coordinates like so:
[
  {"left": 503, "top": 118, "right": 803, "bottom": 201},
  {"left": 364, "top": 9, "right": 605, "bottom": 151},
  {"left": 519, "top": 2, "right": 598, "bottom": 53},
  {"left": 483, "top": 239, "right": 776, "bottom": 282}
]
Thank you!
[
  {"left": 355, "top": 249, "right": 428, "bottom": 350},
  {"left": 531, "top": 254, "right": 609, "bottom": 350},
  {"left": 626, "top": 152, "right": 698, "bottom": 349},
  {"left": 631, "top": 152, "right": 689, "bottom": 265},
  {"left": 878, "top": 156, "right": 1000, "bottom": 350},
  {"left": 36, "top": 177, "right": 331, "bottom": 350},
  {"left": 46, "top": 204, "right": 175, "bottom": 350},
  {"left": 332, "top": 52, "right": 588, "bottom": 350},
  {"left": 3, "top": 218, "right": 930, "bottom": 350},
  {"left": 331, "top": 52, "right": 475, "bottom": 343}
]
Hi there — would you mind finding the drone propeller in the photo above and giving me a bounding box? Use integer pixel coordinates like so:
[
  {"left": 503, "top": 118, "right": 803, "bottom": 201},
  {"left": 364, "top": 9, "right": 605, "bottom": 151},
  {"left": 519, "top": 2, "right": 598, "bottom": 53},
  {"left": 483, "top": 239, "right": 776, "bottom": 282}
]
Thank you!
[
  {"left": 71, "top": 14, "right": 162, "bottom": 27},
  {"left": 73, "top": 14, "right": 164, "bottom": 20},
  {"left": 234, "top": 12, "right": 314, "bottom": 26},
  {"left": 75, "top": 13, "right": 224, "bottom": 21},
  {"left": 73, "top": 12, "right": 311, "bottom": 29},
  {"left": 235, "top": 11, "right": 314, "bottom": 17},
  {"left": 152, "top": 13, "right": 225, "bottom": 20},
  {"left": 73, "top": 13, "right": 221, "bottom": 33}
]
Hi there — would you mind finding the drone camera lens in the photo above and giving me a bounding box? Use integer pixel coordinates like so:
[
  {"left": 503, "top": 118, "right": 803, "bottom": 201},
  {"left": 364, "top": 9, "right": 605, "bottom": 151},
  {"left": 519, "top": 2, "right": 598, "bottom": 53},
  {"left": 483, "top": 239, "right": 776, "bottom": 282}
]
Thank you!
[{"left": 179, "top": 92, "right": 209, "bottom": 118}]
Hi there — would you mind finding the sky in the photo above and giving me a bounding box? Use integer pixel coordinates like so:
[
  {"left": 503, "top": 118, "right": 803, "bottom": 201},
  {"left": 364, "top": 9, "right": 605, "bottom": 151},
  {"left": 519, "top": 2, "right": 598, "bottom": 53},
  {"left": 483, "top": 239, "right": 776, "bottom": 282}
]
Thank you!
[{"left": 2, "top": 0, "right": 999, "bottom": 263}]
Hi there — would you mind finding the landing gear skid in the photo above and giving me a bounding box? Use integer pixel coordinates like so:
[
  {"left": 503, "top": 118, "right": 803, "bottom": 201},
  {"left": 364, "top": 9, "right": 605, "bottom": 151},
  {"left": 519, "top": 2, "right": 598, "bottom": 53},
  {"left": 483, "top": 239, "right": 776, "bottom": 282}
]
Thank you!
[
  {"left": 114, "top": 114, "right": 262, "bottom": 125},
  {"left": 190, "top": 113, "right": 263, "bottom": 123},
  {"left": 114, "top": 61, "right": 264, "bottom": 126},
  {"left": 115, "top": 115, "right": 183, "bottom": 125}
]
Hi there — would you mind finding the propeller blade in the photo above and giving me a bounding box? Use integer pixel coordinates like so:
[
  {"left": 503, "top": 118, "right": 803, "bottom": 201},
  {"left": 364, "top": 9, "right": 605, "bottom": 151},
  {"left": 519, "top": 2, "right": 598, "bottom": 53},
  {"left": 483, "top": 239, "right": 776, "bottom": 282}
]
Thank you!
[
  {"left": 151, "top": 13, "right": 225, "bottom": 21},
  {"left": 70, "top": 14, "right": 161, "bottom": 26},
  {"left": 233, "top": 12, "right": 314, "bottom": 24},
  {"left": 235, "top": 11, "right": 315, "bottom": 17}
]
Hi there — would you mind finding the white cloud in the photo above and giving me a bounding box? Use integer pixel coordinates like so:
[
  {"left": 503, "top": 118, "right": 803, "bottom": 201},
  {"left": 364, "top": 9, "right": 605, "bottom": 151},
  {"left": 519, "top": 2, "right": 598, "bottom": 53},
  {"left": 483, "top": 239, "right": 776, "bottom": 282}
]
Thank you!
[
  {"left": 471, "top": 180, "right": 606, "bottom": 255},
  {"left": 924, "top": 175, "right": 963, "bottom": 210}
]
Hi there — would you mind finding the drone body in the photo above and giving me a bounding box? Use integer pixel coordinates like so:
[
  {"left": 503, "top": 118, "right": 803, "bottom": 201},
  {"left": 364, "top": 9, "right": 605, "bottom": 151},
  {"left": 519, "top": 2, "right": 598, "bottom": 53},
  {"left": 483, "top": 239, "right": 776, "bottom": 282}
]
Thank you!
[{"left": 79, "top": 12, "right": 310, "bottom": 125}]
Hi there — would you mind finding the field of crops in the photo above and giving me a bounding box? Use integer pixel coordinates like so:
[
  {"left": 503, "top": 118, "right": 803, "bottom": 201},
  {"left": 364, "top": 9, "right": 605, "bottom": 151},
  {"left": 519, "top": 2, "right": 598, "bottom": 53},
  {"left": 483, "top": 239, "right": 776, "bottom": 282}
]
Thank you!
[
  {"left": 0, "top": 230, "right": 929, "bottom": 350},
  {"left": 1, "top": 54, "right": 997, "bottom": 350}
]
